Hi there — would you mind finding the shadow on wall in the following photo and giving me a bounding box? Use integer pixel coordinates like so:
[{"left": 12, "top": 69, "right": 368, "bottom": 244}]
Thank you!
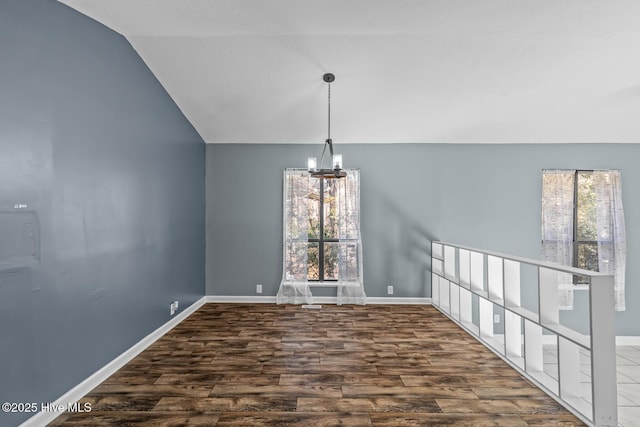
[{"left": 373, "top": 194, "right": 436, "bottom": 298}]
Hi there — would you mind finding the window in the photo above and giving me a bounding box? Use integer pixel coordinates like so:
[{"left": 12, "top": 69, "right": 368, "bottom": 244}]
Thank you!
[
  {"left": 542, "top": 169, "right": 626, "bottom": 310},
  {"left": 282, "top": 171, "right": 359, "bottom": 282},
  {"left": 307, "top": 178, "right": 342, "bottom": 281},
  {"left": 542, "top": 170, "right": 613, "bottom": 281},
  {"left": 278, "top": 169, "right": 365, "bottom": 305},
  {"left": 573, "top": 171, "right": 598, "bottom": 281},
  {"left": 542, "top": 170, "right": 598, "bottom": 282}
]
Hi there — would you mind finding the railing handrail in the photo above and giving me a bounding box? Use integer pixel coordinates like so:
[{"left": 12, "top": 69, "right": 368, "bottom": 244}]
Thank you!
[{"left": 434, "top": 240, "right": 612, "bottom": 278}]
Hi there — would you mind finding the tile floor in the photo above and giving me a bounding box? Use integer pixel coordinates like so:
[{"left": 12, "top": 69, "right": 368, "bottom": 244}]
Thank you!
[
  {"left": 612, "top": 346, "right": 640, "bottom": 427},
  {"left": 543, "top": 345, "right": 640, "bottom": 427}
]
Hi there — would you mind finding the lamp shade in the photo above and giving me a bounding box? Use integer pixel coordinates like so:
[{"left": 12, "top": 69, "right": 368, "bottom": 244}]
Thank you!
[
  {"left": 307, "top": 157, "right": 317, "bottom": 172},
  {"left": 332, "top": 154, "right": 343, "bottom": 170}
]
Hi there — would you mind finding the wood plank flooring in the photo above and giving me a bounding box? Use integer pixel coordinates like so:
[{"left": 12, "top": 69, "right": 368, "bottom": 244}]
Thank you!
[{"left": 49, "top": 303, "right": 585, "bottom": 426}]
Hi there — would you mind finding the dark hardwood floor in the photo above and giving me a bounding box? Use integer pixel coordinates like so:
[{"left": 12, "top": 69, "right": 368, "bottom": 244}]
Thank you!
[{"left": 49, "top": 303, "right": 585, "bottom": 426}]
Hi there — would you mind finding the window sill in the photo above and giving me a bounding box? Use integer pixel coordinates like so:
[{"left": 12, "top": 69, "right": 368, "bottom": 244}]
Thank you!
[{"left": 282, "top": 281, "right": 360, "bottom": 288}]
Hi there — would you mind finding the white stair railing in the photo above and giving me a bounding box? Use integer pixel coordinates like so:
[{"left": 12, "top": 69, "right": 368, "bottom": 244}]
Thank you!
[{"left": 431, "top": 241, "right": 617, "bottom": 427}]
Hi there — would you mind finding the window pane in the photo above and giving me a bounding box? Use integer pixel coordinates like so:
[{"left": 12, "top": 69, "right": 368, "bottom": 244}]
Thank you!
[
  {"left": 307, "top": 242, "right": 319, "bottom": 281},
  {"left": 285, "top": 241, "right": 308, "bottom": 281},
  {"left": 341, "top": 242, "right": 359, "bottom": 280},
  {"left": 323, "top": 242, "right": 339, "bottom": 280},
  {"left": 323, "top": 242, "right": 359, "bottom": 281},
  {"left": 306, "top": 179, "right": 320, "bottom": 239},
  {"left": 576, "top": 172, "right": 597, "bottom": 241},
  {"left": 577, "top": 242, "right": 599, "bottom": 272},
  {"left": 323, "top": 178, "right": 339, "bottom": 239}
]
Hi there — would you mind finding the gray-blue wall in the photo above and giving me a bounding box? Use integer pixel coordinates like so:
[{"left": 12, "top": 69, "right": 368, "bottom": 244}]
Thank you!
[
  {"left": 206, "top": 143, "right": 639, "bottom": 335},
  {"left": 0, "top": 1, "right": 205, "bottom": 425}
]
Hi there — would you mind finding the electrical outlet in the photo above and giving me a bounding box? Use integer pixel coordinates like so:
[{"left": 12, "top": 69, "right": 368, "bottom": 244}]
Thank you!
[
  {"left": 494, "top": 314, "right": 500, "bottom": 324},
  {"left": 256, "top": 284, "right": 263, "bottom": 294},
  {"left": 170, "top": 301, "right": 179, "bottom": 316},
  {"left": 387, "top": 285, "right": 394, "bottom": 295}
]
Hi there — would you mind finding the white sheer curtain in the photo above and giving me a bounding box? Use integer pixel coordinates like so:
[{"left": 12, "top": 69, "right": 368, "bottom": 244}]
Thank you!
[
  {"left": 276, "top": 170, "right": 313, "bottom": 304},
  {"left": 277, "top": 168, "right": 365, "bottom": 305},
  {"left": 593, "top": 170, "right": 626, "bottom": 311},
  {"left": 541, "top": 170, "right": 575, "bottom": 310},
  {"left": 336, "top": 170, "right": 366, "bottom": 305}
]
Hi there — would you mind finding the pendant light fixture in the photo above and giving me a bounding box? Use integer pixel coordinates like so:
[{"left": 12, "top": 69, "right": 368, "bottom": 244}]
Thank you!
[{"left": 307, "top": 73, "right": 346, "bottom": 179}]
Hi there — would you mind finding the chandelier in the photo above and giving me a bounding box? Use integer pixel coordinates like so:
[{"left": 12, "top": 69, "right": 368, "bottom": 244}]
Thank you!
[{"left": 307, "top": 73, "right": 346, "bottom": 179}]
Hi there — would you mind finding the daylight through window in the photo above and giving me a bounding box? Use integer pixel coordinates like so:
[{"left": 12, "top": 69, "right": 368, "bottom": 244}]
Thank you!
[{"left": 541, "top": 169, "right": 627, "bottom": 310}]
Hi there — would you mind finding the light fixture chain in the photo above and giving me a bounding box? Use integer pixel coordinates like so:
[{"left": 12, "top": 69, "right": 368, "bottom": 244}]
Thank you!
[{"left": 327, "top": 82, "right": 331, "bottom": 141}]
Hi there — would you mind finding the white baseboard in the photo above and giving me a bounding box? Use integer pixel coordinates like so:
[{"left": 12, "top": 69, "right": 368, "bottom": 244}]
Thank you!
[
  {"left": 206, "top": 295, "right": 432, "bottom": 305},
  {"left": 20, "top": 296, "right": 207, "bottom": 427},
  {"left": 366, "top": 297, "right": 432, "bottom": 305},
  {"left": 205, "top": 295, "right": 277, "bottom": 303}
]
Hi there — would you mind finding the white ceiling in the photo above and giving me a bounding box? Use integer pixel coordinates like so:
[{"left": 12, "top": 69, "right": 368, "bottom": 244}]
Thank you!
[{"left": 59, "top": 0, "right": 640, "bottom": 144}]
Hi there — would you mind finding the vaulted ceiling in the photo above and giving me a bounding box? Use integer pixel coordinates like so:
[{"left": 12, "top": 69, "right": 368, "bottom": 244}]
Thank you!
[{"left": 59, "top": 0, "right": 640, "bottom": 144}]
